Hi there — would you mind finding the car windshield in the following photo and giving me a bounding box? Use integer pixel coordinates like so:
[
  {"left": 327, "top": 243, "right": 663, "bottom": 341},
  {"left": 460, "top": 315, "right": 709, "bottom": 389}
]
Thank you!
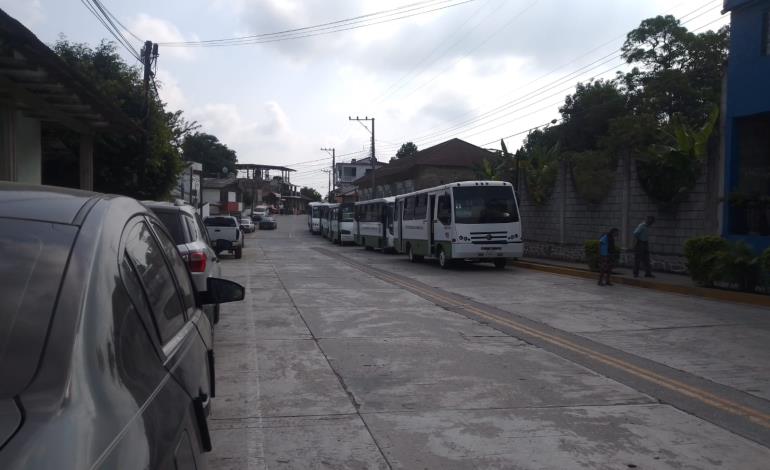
[
  {"left": 453, "top": 186, "right": 519, "bottom": 224},
  {"left": 153, "top": 210, "right": 187, "bottom": 244},
  {"left": 204, "top": 217, "right": 236, "bottom": 227},
  {"left": 240, "top": 219, "right": 250, "bottom": 224},
  {"left": 0, "top": 219, "right": 77, "bottom": 398},
  {"left": 341, "top": 206, "right": 355, "bottom": 222}
]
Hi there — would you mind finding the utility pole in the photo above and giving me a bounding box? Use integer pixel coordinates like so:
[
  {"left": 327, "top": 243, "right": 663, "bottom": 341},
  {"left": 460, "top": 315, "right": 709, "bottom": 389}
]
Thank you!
[
  {"left": 348, "top": 116, "right": 376, "bottom": 198},
  {"left": 321, "top": 147, "right": 335, "bottom": 200},
  {"left": 140, "top": 41, "right": 158, "bottom": 191},
  {"left": 322, "top": 169, "right": 331, "bottom": 202}
]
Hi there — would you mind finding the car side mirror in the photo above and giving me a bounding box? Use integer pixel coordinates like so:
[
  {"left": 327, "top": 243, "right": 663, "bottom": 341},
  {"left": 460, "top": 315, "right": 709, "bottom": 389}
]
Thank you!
[{"left": 199, "top": 278, "right": 245, "bottom": 305}]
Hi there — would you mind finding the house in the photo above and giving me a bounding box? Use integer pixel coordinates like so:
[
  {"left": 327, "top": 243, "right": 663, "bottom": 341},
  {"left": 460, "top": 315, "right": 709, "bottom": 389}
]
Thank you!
[
  {"left": 722, "top": 0, "right": 770, "bottom": 251},
  {"left": 170, "top": 161, "right": 202, "bottom": 207},
  {"left": 335, "top": 156, "right": 385, "bottom": 194},
  {"left": 0, "top": 9, "right": 136, "bottom": 190},
  {"left": 201, "top": 177, "right": 242, "bottom": 215},
  {"left": 354, "top": 138, "right": 496, "bottom": 200}
]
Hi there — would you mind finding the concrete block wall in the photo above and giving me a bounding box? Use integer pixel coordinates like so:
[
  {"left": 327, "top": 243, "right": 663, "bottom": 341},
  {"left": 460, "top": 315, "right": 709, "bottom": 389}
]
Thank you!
[{"left": 519, "top": 156, "right": 718, "bottom": 272}]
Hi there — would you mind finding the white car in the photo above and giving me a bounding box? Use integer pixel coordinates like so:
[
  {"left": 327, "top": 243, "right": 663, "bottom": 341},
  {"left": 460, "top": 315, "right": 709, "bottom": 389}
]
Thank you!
[
  {"left": 144, "top": 200, "right": 223, "bottom": 323},
  {"left": 240, "top": 218, "right": 256, "bottom": 233}
]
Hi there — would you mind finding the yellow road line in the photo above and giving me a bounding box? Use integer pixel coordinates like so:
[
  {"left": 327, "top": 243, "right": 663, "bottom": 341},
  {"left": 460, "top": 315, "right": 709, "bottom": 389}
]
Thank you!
[{"left": 336, "top": 256, "right": 770, "bottom": 428}]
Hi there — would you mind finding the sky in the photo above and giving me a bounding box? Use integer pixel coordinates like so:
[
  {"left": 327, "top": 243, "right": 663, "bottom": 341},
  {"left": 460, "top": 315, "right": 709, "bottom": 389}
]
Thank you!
[{"left": 1, "top": 0, "right": 728, "bottom": 194}]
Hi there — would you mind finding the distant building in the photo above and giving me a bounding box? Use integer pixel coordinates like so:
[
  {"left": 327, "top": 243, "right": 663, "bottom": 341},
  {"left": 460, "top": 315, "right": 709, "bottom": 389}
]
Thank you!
[
  {"left": 171, "top": 162, "right": 202, "bottom": 207},
  {"left": 335, "top": 156, "right": 385, "bottom": 194},
  {"left": 354, "top": 138, "right": 495, "bottom": 200},
  {"left": 202, "top": 177, "right": 242, "bottom": 215},
  {"left": 0, "top": 9, "right": 136, "bottom": 190},
  {"left": 722, "top": 0, "right": 770, "bottom": 250}
]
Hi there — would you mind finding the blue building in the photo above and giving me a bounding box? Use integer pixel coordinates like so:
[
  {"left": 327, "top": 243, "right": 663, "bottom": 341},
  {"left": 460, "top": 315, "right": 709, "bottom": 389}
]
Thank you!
[{"left": 722, "top": 0, "right": 770, "bottom": 251}]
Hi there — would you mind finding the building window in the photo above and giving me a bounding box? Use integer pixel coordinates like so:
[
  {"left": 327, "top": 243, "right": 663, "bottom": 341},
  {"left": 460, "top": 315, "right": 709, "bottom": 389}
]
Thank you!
[
  {"left": 728, "top": 112, "right": 770, "bottom": 236},
  {"left": 343, "top": 167, "right": 356, "bottom": 177}
]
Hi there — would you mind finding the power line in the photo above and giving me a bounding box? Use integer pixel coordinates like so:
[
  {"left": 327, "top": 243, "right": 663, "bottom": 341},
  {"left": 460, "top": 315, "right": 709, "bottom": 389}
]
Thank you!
[
  {"left": 159, "top": 0, "right": 478, "bottom": 48},
  {"left": 387, "top": 1, "right": 724, "bottom": 148},
  {"left": 80, "top": 0, "right": 141, "bottom": 60},
  {"left": 370, "top": 0, "right": 502, "bottom": 105}
]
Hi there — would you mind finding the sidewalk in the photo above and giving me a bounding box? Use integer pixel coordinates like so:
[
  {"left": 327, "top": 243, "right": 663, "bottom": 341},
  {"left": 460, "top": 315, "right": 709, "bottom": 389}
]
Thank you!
[{"left": 513, "top": 257, "right": 770, "bottom": 308}]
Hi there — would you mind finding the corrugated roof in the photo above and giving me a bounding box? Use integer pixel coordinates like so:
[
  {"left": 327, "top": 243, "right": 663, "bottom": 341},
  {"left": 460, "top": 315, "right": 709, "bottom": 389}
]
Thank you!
[{"left": 0, "top": 8, "right": 139, "bottom": 134}]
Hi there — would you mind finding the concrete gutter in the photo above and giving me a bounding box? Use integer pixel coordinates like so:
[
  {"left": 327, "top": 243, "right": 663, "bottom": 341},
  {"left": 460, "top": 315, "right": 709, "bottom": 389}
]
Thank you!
[{"left": 512, "top": 260, "right": 770, "bottom": 309}]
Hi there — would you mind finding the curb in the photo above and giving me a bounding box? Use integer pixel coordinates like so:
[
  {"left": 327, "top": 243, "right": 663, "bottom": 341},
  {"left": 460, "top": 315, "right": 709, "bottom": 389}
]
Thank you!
[{"left": 512, "top": 260, "right": 770, "bottom": 308}]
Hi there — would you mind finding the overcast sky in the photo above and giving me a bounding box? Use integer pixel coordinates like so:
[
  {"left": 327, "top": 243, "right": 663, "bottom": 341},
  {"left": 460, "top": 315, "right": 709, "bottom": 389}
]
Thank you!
[{"left": 2, "top": 0, "right": 727, "bottom": 193}]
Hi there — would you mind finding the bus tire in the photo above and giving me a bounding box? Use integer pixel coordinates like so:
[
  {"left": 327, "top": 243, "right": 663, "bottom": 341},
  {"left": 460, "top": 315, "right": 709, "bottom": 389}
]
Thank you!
[
  {"left": 494, "top": 259, "right": 506, "bottom": 269},
  {"left": 438, "top": 248, "right": 451, "bottom": 269}
]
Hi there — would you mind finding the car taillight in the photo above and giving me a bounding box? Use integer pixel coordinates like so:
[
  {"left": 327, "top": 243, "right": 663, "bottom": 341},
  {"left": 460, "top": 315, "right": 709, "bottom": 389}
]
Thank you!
[{"left": 187, "top": 251, "right": 207, "bottom": 272}]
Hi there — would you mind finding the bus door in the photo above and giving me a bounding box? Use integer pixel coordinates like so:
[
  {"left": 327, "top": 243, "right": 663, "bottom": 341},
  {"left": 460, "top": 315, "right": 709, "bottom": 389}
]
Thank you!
[
  {"left": 428, "top": 194, "right": 436, "bottom": 252},
  {"left": 434, "top": 192, "right": 452, "bottom": 247},
  {"left": 386, "top": 204, "right": 394, "bottom": 238},
  {"left": 397, "top": 200, "right": 404, "bottom": 250}
]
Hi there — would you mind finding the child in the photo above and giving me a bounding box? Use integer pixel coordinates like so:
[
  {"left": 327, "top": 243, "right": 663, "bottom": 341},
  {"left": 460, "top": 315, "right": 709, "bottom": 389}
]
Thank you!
[{"left": 598, "top": 228, "right": 619, "bottom": 286}]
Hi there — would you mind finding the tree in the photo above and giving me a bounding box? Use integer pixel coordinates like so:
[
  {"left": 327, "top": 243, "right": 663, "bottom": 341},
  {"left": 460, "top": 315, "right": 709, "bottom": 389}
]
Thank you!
[
  {"left": 300, "top": 186, "right": 322, "bottom": 201},
  {"left": 182, "top": 132, "right": 238, "bottom": 176},
  {"left": 52, "top": 39, "right": 187, "bottom": 199},
  {"left": 559, "top": 79, "right": 627, "bottom": 153},
  {"left": 395, "top": 142, "right": 418, "bottom": 159}
]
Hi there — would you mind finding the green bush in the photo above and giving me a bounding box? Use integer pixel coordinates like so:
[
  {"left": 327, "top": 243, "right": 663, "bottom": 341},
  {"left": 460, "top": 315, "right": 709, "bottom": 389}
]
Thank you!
[
  {"left": 584, "top": 240, "right": 600, "bottom": 271},
  {"left": 570, "top": 150, "right": 617, "bottom": 204},
  {"left": 683, "top": 236, "right": 729, "bottom": 286},
  {"left": 710, "top": 241, "right": 760, "bottom": 292}
]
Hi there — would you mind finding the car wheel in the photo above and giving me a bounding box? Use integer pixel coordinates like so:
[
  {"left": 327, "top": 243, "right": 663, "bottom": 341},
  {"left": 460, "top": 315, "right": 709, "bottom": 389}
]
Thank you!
[
  {"left": 494, "top": 259, "right": 507, "bottom": 269},
  {"left": 235, "top": 247, "right": 243, "bottom": 259},
  {"left": 438, "top": 248, "right": 451, "bottom": 269}
]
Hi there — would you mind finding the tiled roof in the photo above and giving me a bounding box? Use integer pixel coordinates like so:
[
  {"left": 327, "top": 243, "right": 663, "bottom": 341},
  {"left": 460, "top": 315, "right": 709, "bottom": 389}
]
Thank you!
[{"left": 354, "top": 138, "right": 494, "bottom": 188}]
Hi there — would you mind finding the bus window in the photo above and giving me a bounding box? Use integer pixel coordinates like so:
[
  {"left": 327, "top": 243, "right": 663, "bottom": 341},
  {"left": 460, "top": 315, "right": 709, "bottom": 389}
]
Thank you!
[
  {"left": 404, "top": 197, "right": 415, "bottom": 220},
  {"left": 341, "top": 205, "right": 354, "bottom": 222},
  {"left": 453, "top": 186, "right": 519, "bottom": 224},
  {"left": 414, "top": 194, "right": 427, "bottom": 220},
  {"left": 437, "top": 194, "right": 451, "bottom": 225}
]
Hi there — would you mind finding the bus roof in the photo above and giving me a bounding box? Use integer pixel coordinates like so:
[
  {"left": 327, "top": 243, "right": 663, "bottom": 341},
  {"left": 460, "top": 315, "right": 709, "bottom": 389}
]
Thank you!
[
  {"left": 354, "top": 196, "right": 395, "bottom": 206},
  {"left": 394, "top": 180, "right": 512, "bottom": 200}
]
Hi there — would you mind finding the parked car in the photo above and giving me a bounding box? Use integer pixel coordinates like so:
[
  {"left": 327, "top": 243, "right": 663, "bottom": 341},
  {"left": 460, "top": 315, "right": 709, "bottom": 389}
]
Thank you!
[
  {"left": 203, "top": 215, "right": 243, "bottom": 258},
  {"left": 251, "top": 206, "right": 269, "bottom": 222},
  {"left": 144, "top": 200, "right": 223, "bottom": 324},
  {"left": 240, "top": 218, "right": 256, "bottom": 233},
  {"left": 259, "top": 215, "right": 278, "bottom": 230},
  {"left": 0, "top": 182, "right": 245, "bottom": 470}
]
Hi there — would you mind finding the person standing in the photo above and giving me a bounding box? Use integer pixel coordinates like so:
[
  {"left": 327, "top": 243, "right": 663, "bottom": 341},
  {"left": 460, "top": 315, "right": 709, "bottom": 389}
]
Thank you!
[
  {"left": 633, "top": 216, "right": 655, "bottom": 278},
  {"left": 598, "top": 228, "right": 619, "bottom": 286}
]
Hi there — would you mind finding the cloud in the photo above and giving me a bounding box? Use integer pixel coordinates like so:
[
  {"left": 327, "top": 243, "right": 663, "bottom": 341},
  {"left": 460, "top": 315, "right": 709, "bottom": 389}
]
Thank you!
[
  {"left": 0, "top": 0, "right": 44, "bottom": 27},
  {"left": 190, "top": 101, "right": 292, "bottom": 159},
  {"left": 127, "top": 14, "right": 198, "bottom": 60},
  {"left": 155, "top": 69, "right": 187, "bottom": 111}
]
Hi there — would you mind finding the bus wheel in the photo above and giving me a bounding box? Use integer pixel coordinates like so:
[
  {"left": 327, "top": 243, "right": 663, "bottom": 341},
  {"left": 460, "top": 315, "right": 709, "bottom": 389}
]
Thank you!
[
  {"left": 438, "top": 248, "right": 451, "bottom": 269},
  {"left": 408, "top": 246, "right": 422, "bottom": 263},
  {"left": 494, "top": 259, "right": 507, "bottom": 269}
]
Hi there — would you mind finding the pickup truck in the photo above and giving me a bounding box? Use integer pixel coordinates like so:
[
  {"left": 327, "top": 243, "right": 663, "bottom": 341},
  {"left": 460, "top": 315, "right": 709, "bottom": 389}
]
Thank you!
[{"left": 203, "top": 215, "right": 243, "bottom": 259}]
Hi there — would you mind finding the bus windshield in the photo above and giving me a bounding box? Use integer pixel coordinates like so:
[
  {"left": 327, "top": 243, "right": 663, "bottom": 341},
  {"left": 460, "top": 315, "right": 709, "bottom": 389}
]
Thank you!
[
  {"left": 341, "top": 206, "right": 354, "bottom": 222},
  {"left": 312, "top": 206, "right": 320, "bottom": 218},
  {"left": 453, "top": 186, "right": 518, "bottom": 224}
]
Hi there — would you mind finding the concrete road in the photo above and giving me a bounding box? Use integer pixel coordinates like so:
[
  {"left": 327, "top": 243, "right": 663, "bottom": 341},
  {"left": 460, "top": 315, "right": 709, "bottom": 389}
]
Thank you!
[{"left": 209, "top": 215, "right": 770, "bottom": 469}]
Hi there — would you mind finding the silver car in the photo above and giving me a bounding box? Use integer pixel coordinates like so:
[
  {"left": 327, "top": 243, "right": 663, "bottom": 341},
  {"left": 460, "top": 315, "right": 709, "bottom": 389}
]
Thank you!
[{"left": 145, "top": 200, "right": 223, "bottom": 323}]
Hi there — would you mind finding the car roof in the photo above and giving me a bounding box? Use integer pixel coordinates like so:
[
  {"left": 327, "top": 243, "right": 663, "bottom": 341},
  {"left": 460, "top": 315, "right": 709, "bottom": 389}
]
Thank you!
[{"left": 0, "top": 182, "right": 102, "bottom": 225}]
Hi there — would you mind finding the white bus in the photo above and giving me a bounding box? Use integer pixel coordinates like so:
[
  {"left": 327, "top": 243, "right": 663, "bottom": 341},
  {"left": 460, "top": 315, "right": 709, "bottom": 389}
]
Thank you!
[
  {"left": 354, "top": 197, "right": 395, "bottom": 251},
  {"left": 329, "top": 203, "right": 355, "bottom": 244},
  {"left": 322, "top": 203, "right": 339, "bottom": 240},
  {"left": 394, "top": 181, "right": 522, "bottom": 269},
  {"left": 308, "top": 202, "right": 323, "bottom": 234}
]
